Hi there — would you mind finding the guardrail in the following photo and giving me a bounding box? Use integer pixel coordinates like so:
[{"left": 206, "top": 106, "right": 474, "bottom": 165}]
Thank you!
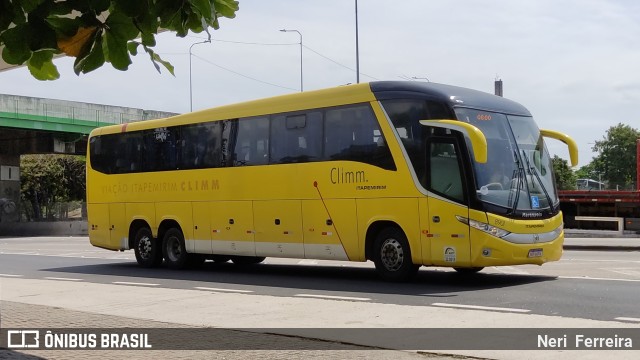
[{"left": 569, "top": 216, "right": 624, "bottom": 236}]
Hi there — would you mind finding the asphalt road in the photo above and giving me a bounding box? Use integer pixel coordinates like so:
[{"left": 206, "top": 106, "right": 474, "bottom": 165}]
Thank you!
[{"left": 1, "top": 236, "right": 640, "bottom": 324}]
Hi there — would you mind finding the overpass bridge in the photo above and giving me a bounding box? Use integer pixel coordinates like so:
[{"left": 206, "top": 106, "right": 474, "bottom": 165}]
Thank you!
[{"left": 0, "top": 93, "right": 178, "bottom": 222}]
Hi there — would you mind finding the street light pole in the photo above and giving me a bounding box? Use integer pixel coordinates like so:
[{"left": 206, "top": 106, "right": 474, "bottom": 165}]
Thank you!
[
  {"left": 189, "top": 39, "right": 210, "bottom": 112},
  {"left": 280, "top": 29, "right": 303, "bottom": 92},
  {"left": 355, "top": 0, "right": 360, "bottom": 84}
]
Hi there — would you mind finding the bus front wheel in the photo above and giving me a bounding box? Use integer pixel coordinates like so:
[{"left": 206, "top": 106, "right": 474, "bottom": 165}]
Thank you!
[
  {"left": 162, "top": 228, "right": 189, "bottom": 269},
  {"left": 133, "top": 227, "right": 163, "bottom": 268},
  {"left": 373, "top": 228, "right": 419, "bottom": 282}
]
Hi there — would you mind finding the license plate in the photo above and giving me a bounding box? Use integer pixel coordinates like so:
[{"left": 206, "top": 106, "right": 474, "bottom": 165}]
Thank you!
[{"left": 528, "top": 248, "right": 543, "bottom": 258}]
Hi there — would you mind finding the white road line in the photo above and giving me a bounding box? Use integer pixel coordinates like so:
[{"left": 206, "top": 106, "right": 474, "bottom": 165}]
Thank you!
[
  {"left": 0, "top": 274, "right": 23, "bottom": 277},
  {"left": 615, "top": 317, "right": 640, "bottom": 323},
  {"left": 44, "top": 277, "right": 83, "bottom": 281},
  {"left": 194, "top": 287, "right": 253, "bottom": 293},
  {"left": 431, "top": 302, "right": 530, "bottom": 313},
  {"left": 559, "top": 275, "right": 640, "bottom": 283},
  {"left": 492, "top": 266, "right": 530, "bottom": 275},
  {"left": 112, "top": 281, "right": 159, "bottom": 287},
  {"left": 294, "top": 294, "right": 371, "bottom": 301}
]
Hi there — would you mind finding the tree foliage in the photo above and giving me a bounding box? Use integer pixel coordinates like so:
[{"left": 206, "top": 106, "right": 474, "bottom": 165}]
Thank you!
[
  {"left": 591, "top": 123, "right": 639, "bottom": 190},
  {"left": 551, "top": 155, "right": 576, "bottom": 190},
  {"left": 20, "top": 154, "right": 86, "bottom": 220},
  {"left": 0, "top": 0, "right": 239, "bottom": 80}
]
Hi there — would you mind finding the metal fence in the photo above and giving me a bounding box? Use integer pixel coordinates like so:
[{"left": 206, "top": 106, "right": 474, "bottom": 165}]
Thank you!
[{"left": 17, "top": 200, "right": 86, "bottom": 222}]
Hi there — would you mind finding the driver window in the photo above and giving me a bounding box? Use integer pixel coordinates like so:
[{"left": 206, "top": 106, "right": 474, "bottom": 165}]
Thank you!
[{"left": 428, "top": 140, "right": 465, "bottom": 203}]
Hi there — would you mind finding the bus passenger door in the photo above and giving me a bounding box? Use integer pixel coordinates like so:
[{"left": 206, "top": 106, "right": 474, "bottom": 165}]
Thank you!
[
  {"left": 210, "top": 201, "right": 255, "bottom": 256},
  {"left": 426, "top": 137, "right": 471, "bottom": 267}
]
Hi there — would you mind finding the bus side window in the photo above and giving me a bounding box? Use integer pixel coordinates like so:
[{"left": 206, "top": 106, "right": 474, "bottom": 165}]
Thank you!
[
  {"left": 270, "top": 112, "right": 322, "bottom": 164},
  {"left": 324, "top": 104, "right": 395, "bottom": 170},
  {"left": 428, "top": 140, "right": 465, "bottom": 203},
  {"left": 233, "top": 117, "right": 269, "bottom": 166}
]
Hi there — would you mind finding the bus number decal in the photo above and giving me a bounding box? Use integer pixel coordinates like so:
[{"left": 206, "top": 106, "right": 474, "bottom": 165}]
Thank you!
[{"left": 476, "top": 114, "right": 492, "bottom": 121}]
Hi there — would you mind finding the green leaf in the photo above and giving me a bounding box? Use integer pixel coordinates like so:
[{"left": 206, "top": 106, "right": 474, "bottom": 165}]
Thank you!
[
  {"left": 143, "top": 45, "right": 175, "bottom": 75},
  {"left": 21, "top": 0, "right": 46, "bottom": 13},
  {"left": 127, "top": 41, "right": 140, "bottom": 56},
  {"left": 73, "top": 28, "right": 105, "bottom": 75},
  {"left": 27, "top": 19, "right": 58, "bottom": 51},
  {"left": 27, "top": 50, "right": 60, "bottom": 80},
  {"left": 0, "top": 24, "right": 31, "bottom": 64},
  {"left": 135, "top": 11, "right": 159, "bottom": 34},
  {"left": 105, "top": 29, "right": 131, "bottom": 70},
  {"left": 190, "top": 0, "right": 213, "bottom": 21},
  {"left": 46, "top": 16, "right": 81, "bottom": 37},
  {"left": 105, "top": 12, "right": 140, "bottom": 41},
  {"left": 214, "top": 0, "right": 239, "bottom": 18},
  {"left": 88, "top": 0, "right": 110, "bottom": 13},
  {"left": 140, "top": 31, "right": 156, "bottom": 46},
  {"left": 114, "top": 0, "right": 149, "bottom": 17},
  {"left": 78, "top": 36, "right": 105, "bottom": 74}
]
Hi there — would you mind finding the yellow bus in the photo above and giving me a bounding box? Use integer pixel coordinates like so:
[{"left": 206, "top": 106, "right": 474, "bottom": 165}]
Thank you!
[{"left": 87, "top": 81, "right": 578, "bottom": 281}]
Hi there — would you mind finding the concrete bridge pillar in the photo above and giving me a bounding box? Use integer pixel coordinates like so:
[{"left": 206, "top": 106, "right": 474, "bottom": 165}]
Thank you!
[{"left": 0, "top": 153, "right": 20, "bottom": 223}]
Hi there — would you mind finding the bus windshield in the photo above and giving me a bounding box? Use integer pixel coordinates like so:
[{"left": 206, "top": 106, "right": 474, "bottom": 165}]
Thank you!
[{"left": 455, "top": 108, "right": 558, "bottom": 213}]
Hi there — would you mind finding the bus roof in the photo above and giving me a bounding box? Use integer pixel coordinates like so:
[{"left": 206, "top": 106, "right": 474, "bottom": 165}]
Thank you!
[
  {"left": 370, "top": 81, "right": 532, "bottom": 116},
  {"left": 90, "top": 81, "right": 532, "bottom": 137}
]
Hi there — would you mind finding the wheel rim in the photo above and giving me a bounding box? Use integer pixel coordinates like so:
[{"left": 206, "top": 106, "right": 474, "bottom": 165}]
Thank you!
[
  {"left": 137, "top": 235, "right": 152, "bottom": 260},
  {"left": 166, "top": 235, "right": 182, "bottom": 262},
  {"left": 380, "top": 238, "right": 404, "bottom": 271}
]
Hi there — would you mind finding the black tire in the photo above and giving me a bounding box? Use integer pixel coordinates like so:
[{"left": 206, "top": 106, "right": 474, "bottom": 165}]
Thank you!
[
  {"left": 211, "top": 255, "right": 232, "bottom": 263},
  {"left": 454, "top": 267, "right": 484, "bottom": 274},
  {"left": 133, "top": 227, "right": 163, "bottom": 268},
  {"left": 372, "top": 227, "right": 419, "bottom": 282},
  {"left": 162, "top": 228, "right": 189, "bottom": 269},
  {"left": 231, "top": 256, "right": 266, "bottom": 265}
]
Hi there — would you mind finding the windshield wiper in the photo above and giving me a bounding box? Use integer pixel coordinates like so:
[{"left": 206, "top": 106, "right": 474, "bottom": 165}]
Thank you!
[
  {"left": 507, "top": 150, "right": 523, "bottom": 214},
  {"left": 520, "top": 150, "right": 553, "bottom": 210}
]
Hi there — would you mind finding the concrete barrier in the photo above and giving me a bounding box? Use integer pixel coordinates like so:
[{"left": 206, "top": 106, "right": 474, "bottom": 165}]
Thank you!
[
  {"left": 0, "top": 220, "right": 88, "bottom": 237},
  {"left": 570, "top": 216, "right": 624, "bottom": 235}
]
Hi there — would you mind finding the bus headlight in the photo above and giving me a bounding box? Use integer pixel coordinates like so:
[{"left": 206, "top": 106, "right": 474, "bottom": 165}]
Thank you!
[{"left": 456, "top": 216, "right": 511, "bottom": 238}]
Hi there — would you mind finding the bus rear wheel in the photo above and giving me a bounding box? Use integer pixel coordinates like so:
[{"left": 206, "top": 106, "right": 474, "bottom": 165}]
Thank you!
[
  {"left": 163, "top": 228, "right": 189, "bottom": 269},
  {"left": 134, "top": 227, "right": 163, "bottom": 268},
  {"left": 373, "top": 227, "right": 419, "bottom": 282}
]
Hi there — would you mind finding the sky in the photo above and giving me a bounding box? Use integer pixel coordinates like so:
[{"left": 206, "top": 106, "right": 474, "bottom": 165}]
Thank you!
[{"left": 1, "top": 0, "right": 639, "bottom": 167}]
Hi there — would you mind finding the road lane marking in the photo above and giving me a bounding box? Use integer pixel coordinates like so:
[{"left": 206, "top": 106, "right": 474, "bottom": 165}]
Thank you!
[
  {"left": 195, "top": 287, "right": 253, "bottom": 293},
  {"left": 431, "top": 302, "right": 530, "bottom": 313},
  {"left": 604, "top": 268, "right": 640, "bottom": 277},
  {"left": 0, "top": 274, "right": 23, "bottom": 277},
  {"left": 615, "top": 317, "right": 640, "bottom": 323},
  {"left": 492, "top": 266, "right": 530, "bottom": 275},
  {"left": 112, "top": 281, "right": 159, "bottom": 287},
  {"left": 559, "top": 276, "right": 640, "bottom": 282},
  {"left": 294, "top": 294, "right": 371, "bottom": 301},
  {"left": 44, "top": 277, "right": 83, "bottom": 281}
]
